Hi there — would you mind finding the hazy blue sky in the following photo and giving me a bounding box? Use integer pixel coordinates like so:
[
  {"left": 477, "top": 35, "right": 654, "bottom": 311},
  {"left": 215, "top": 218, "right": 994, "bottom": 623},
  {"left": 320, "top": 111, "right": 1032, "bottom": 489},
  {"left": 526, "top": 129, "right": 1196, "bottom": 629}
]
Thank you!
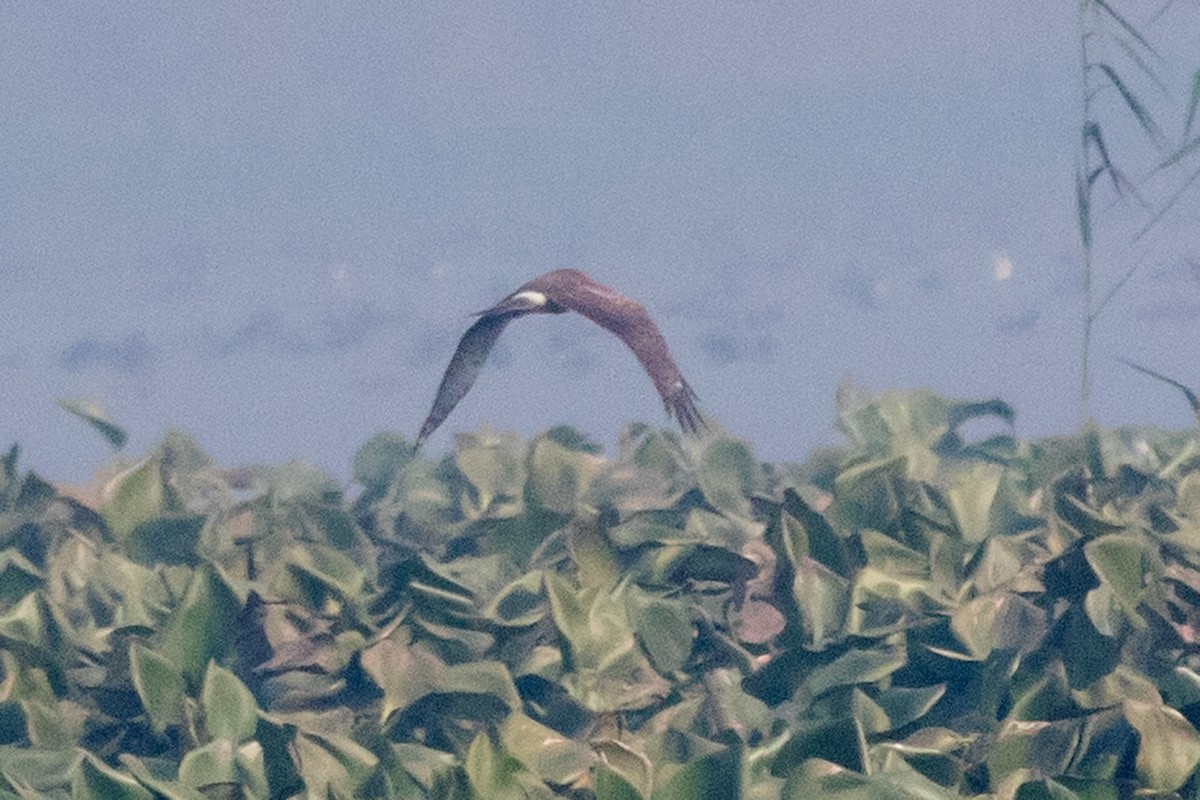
[{"left": 3, "top": 4, "right": 1198, "bottom": 483}]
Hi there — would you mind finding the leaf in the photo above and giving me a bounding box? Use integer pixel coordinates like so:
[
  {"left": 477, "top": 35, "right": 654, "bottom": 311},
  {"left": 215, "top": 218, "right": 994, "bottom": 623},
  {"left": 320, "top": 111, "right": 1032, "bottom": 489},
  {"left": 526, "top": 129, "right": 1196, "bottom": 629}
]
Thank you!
[
  {"left": 987, "top": 719, "right": 1080, "bottom": 788},
  {"left": 498, "top": 712, "right": 595, "bottom": 786},
  {"left": 352, "top": 431, "right": 414, "bottom": 494},
  {"left": 72, "top": 752, "right": 153, "bottom": 800},
  {"left": 593, "top": 739, "right": 653, "bottom": 798},
  {"left": 177, "top": 739, "right": 237, "bottom": 791},
  {"left": 635, "top": 598, "right": 694, "bottom": 674},
  {"left": 793, "top": 556, "right": 850, "bottom": 647},
  {"left": 201, "top": 662, "right": 258, "bottom": 743},
  {"left": 157, "top": 565, "right": 242, "bottom": 686},
  {"left": 101, "top": 456, "right": 167, "bottom": 541},
  {"left": 1093, "top": 63, "right": 1163, "bottom": 145},
  {"left": 696, "top": 437, "right": 759, "bottom": 519},
  {"left": 652, "top": 744, "right": 741, "bottom": 800},
  {"left": 464, "top": 731, "right": 538, "bottom": 800},
  {"left": 774, "top": 718, "right": 867, "bottom": 775},
  {"left": 129, "top": 643, "right": 186, "bottom": 735},
  {"left": 595, "top": 765, "right": 644, "bottom": 800},
  {"left": 361, "top": 637, "right": 442, "bottom": 722},
  {"left": 950, "top": 592, "right": 1047, "bottom": 659},
  {"left": 529, "top": 436, "right": 599, "bottom": 514},
  {"left": 454, "top": 429, "right": 527, "bottom": 517},
  {"left": 945, "top": 464, "right": 1002, "bottom": 543},
  {"left": 58, "top": 398, "right": 128, "bottom": 449},
  {"left": 1125, "top": 699, "right": 1200, "bottom": 792},
  {"left": 1084, "top": 534, "right": 1152, "bottom": 627},
  {"left": 124, "top": 515, "right": 205, "bottom": 566}
]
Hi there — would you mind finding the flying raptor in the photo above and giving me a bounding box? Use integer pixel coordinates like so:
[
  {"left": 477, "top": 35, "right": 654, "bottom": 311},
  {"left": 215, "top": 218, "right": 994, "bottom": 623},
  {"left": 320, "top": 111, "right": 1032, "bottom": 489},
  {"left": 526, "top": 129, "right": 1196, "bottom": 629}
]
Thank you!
[{"left": 416, "top": 269, "right": 702, "bottom": 446}]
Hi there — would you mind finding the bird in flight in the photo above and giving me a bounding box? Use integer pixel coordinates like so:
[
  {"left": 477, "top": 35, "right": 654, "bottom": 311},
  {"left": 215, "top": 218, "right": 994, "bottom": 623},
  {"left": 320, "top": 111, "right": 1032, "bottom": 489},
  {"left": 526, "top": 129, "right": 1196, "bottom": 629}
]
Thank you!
[{"left": 416, "top": 269, "right": 702, "bottom": 446}]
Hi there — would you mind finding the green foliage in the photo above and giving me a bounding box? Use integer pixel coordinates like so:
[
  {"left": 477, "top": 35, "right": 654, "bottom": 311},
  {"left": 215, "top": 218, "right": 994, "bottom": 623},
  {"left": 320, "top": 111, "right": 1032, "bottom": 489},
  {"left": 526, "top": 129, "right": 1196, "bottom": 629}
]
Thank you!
[{"left": 4, "top": 390, "right": 1200, "bottom": 797}]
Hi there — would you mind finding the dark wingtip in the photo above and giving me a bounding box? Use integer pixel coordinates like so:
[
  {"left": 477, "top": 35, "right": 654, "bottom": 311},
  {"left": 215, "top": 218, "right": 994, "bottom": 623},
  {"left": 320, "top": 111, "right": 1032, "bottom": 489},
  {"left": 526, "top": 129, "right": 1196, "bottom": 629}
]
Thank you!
[
  {"left": 667, "top": 382, "right": 705, "bottom": 436},
  {"left": 414, "top": 417, "right": 437, "bottom": 451}
]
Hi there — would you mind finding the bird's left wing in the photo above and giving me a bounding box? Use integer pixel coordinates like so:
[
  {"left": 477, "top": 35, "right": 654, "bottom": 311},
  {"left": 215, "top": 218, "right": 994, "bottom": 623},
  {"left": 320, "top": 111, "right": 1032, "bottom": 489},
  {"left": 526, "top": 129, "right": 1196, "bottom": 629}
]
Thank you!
[{"left": 416, "top": 313, "right": 516, "bottom": 446}]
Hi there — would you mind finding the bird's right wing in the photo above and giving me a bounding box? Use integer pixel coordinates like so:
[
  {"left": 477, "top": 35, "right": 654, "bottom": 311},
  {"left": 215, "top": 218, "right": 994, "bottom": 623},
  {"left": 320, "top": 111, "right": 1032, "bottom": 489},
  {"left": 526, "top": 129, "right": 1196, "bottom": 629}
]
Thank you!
[
  {"left": 416, "top": 314, "right": 515, "bottom": 446},
  {"left": 563, "top": 286, "right": 704, "bottom": 434}
]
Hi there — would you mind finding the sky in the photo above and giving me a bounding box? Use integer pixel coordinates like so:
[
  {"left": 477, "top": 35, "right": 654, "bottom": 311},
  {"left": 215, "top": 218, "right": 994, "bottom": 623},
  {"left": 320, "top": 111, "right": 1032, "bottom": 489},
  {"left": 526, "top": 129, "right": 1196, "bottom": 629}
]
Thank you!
[{"left": 3, "top": 4, "right": 1198, "bottom": 485}]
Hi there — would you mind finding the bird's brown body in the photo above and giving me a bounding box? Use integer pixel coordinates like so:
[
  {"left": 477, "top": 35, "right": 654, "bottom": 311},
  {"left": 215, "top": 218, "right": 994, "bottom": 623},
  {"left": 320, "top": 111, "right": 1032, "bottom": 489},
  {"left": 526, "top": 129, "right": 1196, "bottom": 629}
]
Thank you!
[{"left": 416, "top": 269, "right": 702, "bottom": 446}]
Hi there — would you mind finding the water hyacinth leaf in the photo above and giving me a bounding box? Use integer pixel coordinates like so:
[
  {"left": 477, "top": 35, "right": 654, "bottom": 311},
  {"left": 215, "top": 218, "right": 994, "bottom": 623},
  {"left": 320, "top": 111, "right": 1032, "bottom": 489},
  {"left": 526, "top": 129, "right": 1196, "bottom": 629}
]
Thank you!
[
  {"left": 870, "top": 684, "right": 947, "bottom": 732},
  {"left": 1084, "top": 534, "right": 1152, "bottom": 626},
  {"left": 0, "top": 551, "right": 42, "bottom": 606},
  {"left": 1054, "top": 492, "right": 1126, "bottom": 539},
  {"left": 296, "top": 731, "right": 379, "bottom": 796},
  {"left": 529, "top": 436, "right": 599, "bottom": 514},
  {"left": 608, "top": 514, "right": 695, "bottom": 548},
  {"left": 560, "top": 648, "right": 670, "bottom": 713},
  {"left": 944, "top": 464, "right": 1002, "bottom": 543},
  {"left": 1067, "top": 708, "right": 1128, "bottom": 782},
  {"left": 859, "top": 530, "right": 926, "bottom": 577},
  {"left": 567, "top": 511, "right": 621, "bottom": 589},
  {"left": 361, "top": 637, "right": 442, "bottom": 722},
  {"left": 392, "top": 458, "right": 455, "bottom": 526},
  {"left": 116, "top": 755, "right": 211, "bottom": 800},
  {"left": 483, "top": 570, "right": 547, "bottom": 627},
  {"left": 800, "top": 646, "right": 907, "bottom": 701},
  {"left": 73, "top": 752, "right": 153, "bottom": 800},
  {"left": 635, "top": 598, "right": 694, "bottom": 674},
  {"left": 968, "top": 536, "right": 1032, "bottom": 596},
  {"left": 157, "top": 565, "right": 241, "bottom": 686},
  {"left": 20, "top": 696, "right": 86, "bottom": 748},
  {"left": 592, "top": 427, "right": 695, "bottom": 513},
  {"left": 129, "top": 643, "right": 186, "bottom": 735},
  {"left": 388, "top": 742, "right": 462, "bottom": 795},
  {"left": 776, "top": 490, "right": 851, "bottom": 573},
  {"left": 464, "top": 731, "right": 539, "bottom": 800},
  {"left": 950, "top": 592, "right": 1047, "bottom": 660},
  {"left": 281, "top": 542, "right": 367, "bottom": 609},
  {"left": 987, "top": 719, "right": 1080, "bottom": 790},
  {"left": 696, "top": 437, "right": 758, "bottom": 520},
  {"left": 176, "top": 739, "right": 237, "bottom": 791},
  {"left": 352, "top": 431, "right": 413, "bottom": 495},
  {"left": 593, "top": 739, "right": 653, "bottom": 799},
  {"left": 546, "top": 572, "right": 636, "bottom": 669},
  {"left": 1059, "top": 605, "right": 1121, "bottom": 688},
  {"left": 833, "top": 458, "right": 906, "bottom": 544},
  {"left": 642, "top": 543, "right": 757, "bottom": 586},
  {"left": 782, "top": 756, "right": 961, "bottom": 800},
  {"left": 594, "top": 765, "right": 643, "bottom": 800},
  {"left": 651, "top": 743, "right": 741, "bottom": 800},
  {"left": 437, "top": 660, "right": 522, "bottom": 713},
  {"left": 0, "top": 592, "right": 66, "bottom": 659},
  {"left": 773, "top": 717, "right": 868, "bottom": 775},
  {"left": 700, "top": 668, "right": 772, "bottom": 740},
  {"left": 454, "top": 430, "right": 527, "bottom": 517},
  {"left": 498, "top": 712, "right": 596, "bottom": 786},
  {"left": 546, "top": 576, "right": 669, "bottom": 709},
  {"left": 102, "top": 456, "right": 167, "bottom": 541},
  {"left": 201, "top": 663, "right": 258, "bottom": 743},
  {"left": 58, "top": 398, "right": 128, "bottom": 450},
  {"left": 793, "top": 556, "right": 850, "bottom": 647},
  {"left": 124, "top": 515, "right": 205, "bottom": 566},
  {"left": 0, "top": 747, "right": 78, "bottom": 796},
  {"left": 1124, "top": 700, "right": 1200, "bottom": 793}
]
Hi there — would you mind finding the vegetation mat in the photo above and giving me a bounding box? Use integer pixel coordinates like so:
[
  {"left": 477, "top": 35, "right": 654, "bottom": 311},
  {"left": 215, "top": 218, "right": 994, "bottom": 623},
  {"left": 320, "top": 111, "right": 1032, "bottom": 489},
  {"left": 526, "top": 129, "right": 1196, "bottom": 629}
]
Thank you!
[{"left": 4, "top": 388, "right": 1200, "bottom": 799}]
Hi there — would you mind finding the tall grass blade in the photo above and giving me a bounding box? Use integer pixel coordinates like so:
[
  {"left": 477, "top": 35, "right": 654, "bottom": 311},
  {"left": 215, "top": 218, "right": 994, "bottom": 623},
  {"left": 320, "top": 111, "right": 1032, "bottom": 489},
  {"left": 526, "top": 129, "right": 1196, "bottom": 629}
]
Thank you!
[
  {"left": 1116, "top": 357, "right": 1200, "bottom": 421},
  {"left": 1094, "top": 63, "right": 1164, "bottom": 146}
]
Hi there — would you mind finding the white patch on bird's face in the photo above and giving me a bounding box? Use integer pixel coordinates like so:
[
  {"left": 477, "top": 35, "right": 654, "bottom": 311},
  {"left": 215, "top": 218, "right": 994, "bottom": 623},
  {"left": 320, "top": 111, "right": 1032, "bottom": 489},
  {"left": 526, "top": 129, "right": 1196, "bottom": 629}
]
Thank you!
[{"left": 511, "top": 290, "right": 548, "bottom": 308}]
